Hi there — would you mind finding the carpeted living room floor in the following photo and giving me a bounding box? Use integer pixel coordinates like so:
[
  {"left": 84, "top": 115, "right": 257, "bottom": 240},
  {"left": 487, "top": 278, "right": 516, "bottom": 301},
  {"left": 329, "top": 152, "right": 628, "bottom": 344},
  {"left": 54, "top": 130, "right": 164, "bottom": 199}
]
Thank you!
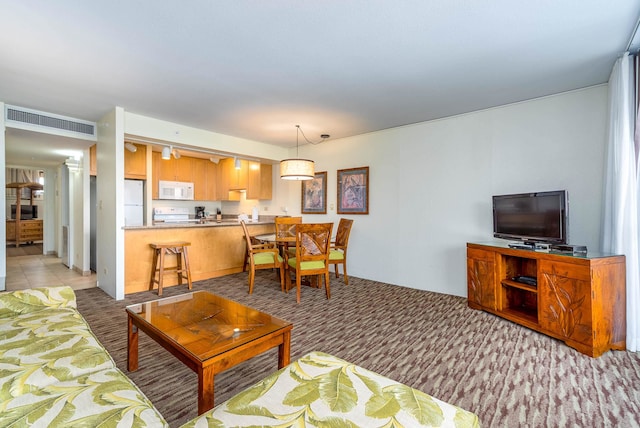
[{"left": 75, "top": 271, "right": 640, "bottom": 428}]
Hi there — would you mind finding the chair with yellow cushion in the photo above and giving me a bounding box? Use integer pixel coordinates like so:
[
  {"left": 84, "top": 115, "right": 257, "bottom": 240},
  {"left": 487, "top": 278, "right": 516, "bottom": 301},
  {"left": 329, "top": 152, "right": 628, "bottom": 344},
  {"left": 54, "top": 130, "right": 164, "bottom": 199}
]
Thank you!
[
  {"left": 287, "top": 223, "right": 333, "bottom": 304},
  {"left": 241, "top": 220, "right": 285, "bottom": 294},
  {"left": 329, "top": 218, "right": 354, "bottom": 285}
]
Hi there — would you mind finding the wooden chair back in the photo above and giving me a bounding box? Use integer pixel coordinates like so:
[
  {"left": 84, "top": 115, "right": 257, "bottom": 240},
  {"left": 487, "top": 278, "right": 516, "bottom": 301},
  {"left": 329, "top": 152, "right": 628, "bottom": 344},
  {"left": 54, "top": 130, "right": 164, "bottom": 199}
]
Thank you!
[
  {"left": 240, "top": 220, "right": 284, "bottom": 294},
  {"left": 329, "top": 218, "right": 354, "bottom": 284},
  {"left": 295, "top": 223, "right": 333, "bottom": 263},
  {"left": 240, "top": 220, "right": 257, "bottom": 251},
  {"left": 287, "top": 223, "right": 333, "bottom": 303},
  {"left": 333, "top": 218, "right": 354, "bottom": 250},
  {"left": 275, "top": 216, "right": 302, "bottom": 239}
]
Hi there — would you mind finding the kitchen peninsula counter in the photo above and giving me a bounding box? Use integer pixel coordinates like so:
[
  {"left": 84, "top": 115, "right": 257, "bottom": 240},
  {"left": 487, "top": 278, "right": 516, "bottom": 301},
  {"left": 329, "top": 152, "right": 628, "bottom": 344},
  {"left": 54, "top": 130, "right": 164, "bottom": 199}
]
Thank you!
[
  {"left": 124, "top": 219, "right": 274, "bottom": 294},
  {"left": 124, "top": 219, "right": 274, "bottom": 229}
]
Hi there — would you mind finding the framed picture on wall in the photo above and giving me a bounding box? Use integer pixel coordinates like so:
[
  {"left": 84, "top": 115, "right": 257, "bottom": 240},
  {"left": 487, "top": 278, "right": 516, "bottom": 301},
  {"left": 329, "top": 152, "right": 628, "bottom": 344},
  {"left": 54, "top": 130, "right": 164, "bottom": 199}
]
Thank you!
[
  {"left": 301, "top": 171, "right": 327, "bottom": 214},
  {"left": 337, "top": 166, "right": 369, "bottom": 214}
]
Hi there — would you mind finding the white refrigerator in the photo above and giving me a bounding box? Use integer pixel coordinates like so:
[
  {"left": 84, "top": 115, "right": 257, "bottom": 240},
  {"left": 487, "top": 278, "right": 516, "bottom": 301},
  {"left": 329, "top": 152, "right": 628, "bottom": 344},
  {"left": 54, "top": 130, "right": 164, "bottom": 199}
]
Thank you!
[{"left": 124, "top": 180, "right": 144, "bottom": 226}]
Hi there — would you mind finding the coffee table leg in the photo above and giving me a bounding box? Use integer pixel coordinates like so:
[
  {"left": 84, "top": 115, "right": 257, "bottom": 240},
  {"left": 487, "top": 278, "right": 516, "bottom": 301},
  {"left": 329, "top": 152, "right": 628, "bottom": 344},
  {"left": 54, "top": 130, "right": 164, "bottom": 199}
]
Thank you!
[
  {"left": 278, "top": 330, "right": 291, "bottom": 368},
  {"left": 198, "top": 367, "right": 215, "bottom": 415},
  {"left": 127, "top": 316, "right": 139, "bottom": 371}
]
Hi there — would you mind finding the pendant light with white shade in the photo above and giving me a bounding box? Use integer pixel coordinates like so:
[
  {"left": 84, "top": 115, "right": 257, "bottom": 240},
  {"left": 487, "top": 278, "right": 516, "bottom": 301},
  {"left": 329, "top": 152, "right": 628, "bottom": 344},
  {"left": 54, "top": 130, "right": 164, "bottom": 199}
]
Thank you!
[{"left": 280, "top": 125, "right": 315, "bottom": 180}]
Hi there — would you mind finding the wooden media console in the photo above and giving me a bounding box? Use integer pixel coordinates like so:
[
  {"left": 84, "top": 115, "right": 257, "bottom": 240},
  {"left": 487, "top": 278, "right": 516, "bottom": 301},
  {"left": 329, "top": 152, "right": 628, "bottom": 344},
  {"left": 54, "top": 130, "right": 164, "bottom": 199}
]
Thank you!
[{"left": 467, "top": 242, "right": 626, "bottom": 357}]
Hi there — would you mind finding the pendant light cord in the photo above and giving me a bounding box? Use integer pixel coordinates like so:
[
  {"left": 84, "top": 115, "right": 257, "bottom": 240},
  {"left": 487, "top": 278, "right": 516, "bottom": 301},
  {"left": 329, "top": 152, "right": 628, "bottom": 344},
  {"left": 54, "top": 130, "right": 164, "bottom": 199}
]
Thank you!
[{"left": 296, "top": 125, "right": 330, "bottom": 145}]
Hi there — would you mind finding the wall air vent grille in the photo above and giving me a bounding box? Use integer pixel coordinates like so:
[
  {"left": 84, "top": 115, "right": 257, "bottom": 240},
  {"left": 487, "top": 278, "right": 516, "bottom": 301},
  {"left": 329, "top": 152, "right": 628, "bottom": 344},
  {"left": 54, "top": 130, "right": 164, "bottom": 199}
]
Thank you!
[{"left": 5, "top": 105, "right": 97, "bottom": 140}]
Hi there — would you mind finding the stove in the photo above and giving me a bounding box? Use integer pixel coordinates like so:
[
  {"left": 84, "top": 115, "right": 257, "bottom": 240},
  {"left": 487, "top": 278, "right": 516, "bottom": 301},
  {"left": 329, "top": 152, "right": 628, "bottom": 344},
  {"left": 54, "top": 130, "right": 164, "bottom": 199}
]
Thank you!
[{"left": 153, "top": 207, "right": 199, "bottom": 223}]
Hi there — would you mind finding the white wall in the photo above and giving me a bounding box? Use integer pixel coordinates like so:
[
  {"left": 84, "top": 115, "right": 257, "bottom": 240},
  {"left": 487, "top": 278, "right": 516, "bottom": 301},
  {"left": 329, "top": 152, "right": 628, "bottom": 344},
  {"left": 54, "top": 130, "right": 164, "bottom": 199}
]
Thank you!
[
  {"left": 0, "top": 101, "right": 5, "bottom": 291},
  {"left": 43, "top": 168, "right": 57, "bottom": 255},
  {"left": 282, "top": 86, "right": 608, "bottom": 297},
  {"left": 68, "top": 165, "right": 82, "bottom": 272},
  {"left": 96, "top": 107, "right": 125, "bottom": 299}
]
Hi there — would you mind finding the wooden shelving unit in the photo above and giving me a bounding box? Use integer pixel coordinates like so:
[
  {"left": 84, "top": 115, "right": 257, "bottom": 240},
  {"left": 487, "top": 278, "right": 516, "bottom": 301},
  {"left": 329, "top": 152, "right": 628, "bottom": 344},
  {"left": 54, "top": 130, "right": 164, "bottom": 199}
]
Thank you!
[{"left": 6, "top": 182, "right": 43, "bottom": 247}]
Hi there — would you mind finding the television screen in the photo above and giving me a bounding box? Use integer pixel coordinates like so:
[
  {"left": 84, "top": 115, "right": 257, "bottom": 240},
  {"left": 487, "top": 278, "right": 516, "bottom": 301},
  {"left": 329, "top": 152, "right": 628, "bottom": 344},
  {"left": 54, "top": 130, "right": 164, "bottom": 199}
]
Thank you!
[
  {"left": 492, "top": 190, "right": 568, "bottom": 244},
  {"left": 11, "top": 205, "right": 37, "bottom": 220}
]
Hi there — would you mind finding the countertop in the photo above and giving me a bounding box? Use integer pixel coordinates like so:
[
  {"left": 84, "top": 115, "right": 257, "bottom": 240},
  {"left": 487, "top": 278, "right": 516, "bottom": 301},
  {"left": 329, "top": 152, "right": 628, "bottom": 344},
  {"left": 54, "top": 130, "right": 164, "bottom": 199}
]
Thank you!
[{"left": 124, "top": 218, "right": 274, "bottom": 230}]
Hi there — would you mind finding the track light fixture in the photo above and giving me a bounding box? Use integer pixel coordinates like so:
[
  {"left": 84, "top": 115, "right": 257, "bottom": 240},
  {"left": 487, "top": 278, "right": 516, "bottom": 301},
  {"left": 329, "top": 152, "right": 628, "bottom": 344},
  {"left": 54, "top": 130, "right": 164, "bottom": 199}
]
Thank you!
[
  {"left": 161, "top": 146, "right": 171, "bottom": 160},
  {"left": 172, "top": 148, "right": 181, "bottom": 159},
  {"left": 234, "top": 157, "right": 241, "bottom": 169},
  {"left": 124, "top": 142, "right": 137, "bottom": 153}
]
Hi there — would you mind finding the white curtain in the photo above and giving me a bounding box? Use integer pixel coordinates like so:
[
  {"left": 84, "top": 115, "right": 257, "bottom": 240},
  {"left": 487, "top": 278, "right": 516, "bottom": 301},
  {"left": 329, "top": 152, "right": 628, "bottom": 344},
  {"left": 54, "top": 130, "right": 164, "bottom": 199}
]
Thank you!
[
  {"left": 5, "top": 168, "right": 39, "bottom": 183},
  {"left": 602, "top": 52, "right": 640, "bottom": 352}
]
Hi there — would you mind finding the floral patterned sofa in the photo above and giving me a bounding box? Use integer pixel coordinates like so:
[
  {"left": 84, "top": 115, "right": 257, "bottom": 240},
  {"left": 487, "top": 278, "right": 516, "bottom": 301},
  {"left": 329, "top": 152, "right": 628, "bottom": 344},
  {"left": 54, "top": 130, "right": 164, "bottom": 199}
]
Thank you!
[
  {"left": 0, "top": 286, "right": 168, "bottom": 426},
  {"left": 183, "top": 351, "right": 481, "bottom": 427},
  {"left": 0, "top": 286, "right": 480, "bottom": 427}
]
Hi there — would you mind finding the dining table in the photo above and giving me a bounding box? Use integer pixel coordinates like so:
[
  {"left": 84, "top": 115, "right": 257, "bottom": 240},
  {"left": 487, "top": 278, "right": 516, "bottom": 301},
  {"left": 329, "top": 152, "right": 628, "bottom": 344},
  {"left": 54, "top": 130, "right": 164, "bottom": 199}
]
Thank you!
[
  {"left": 253, "top": 233, "right": 315, "bottom": 288},
  {"left": 254, "top": 233, "right": 292, "bottom": 244}
]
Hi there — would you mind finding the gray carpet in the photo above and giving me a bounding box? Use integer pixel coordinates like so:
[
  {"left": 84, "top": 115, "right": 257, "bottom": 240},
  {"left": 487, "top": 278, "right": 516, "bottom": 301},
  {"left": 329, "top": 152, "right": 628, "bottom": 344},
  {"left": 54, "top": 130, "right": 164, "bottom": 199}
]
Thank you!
[{"left": 75, "top": 271, "right": 640, "bottom": 427}]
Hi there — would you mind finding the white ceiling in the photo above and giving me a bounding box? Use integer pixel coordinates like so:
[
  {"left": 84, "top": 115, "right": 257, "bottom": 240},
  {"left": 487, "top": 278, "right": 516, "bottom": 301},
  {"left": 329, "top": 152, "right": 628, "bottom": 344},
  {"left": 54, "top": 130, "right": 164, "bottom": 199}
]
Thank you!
[{"left": 1, "top": 1, "right": 639, "bottom": 169}]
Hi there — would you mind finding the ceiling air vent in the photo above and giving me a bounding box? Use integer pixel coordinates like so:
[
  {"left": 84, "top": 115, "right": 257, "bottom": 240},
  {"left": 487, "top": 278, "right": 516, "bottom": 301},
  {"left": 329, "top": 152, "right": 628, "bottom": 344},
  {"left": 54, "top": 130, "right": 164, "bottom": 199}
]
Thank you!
[{"left": 5, "top": 105, "right": 97, "bottom": 141}]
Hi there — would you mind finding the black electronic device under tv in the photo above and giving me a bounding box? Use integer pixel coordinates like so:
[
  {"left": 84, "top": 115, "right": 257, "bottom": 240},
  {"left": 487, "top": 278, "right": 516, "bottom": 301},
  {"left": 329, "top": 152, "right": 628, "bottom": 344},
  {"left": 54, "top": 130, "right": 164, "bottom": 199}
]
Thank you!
[{"left": 492, "top": 190, "right": 568, "bottom": 245}]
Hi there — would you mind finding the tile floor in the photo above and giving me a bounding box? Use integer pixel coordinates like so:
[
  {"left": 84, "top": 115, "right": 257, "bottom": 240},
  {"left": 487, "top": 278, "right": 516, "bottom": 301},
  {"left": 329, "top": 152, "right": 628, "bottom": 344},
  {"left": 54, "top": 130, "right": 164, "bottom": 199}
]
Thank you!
[{"left": 5, "top": 253, "right": 97, "bottom": 291}]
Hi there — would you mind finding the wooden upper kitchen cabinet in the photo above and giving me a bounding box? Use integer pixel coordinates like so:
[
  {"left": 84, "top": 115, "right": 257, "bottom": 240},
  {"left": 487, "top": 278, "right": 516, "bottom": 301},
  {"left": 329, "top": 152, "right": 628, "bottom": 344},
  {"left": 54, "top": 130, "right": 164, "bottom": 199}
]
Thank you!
[
  {"left": 156, "top": 153, "right": 193, "bottom": 183},
  {"left": 151, "top": 152, "right": 270, "bottom": 201},
  {"left": 222, "top": 158, "right": 249, "bottom": 190},
  {"left": 124, "top": 142, "right": 147, "bottom": 180},
  {"left": 152, "top": 151, "right": 161, "bottom": 199},
  {"left": 218, "top": 158, "right": 272, "bottom": 201},
  {"left": 89, "top": 144, "right": 97, "bottom": 176},
  {"left": 207, "top": 160, "right": 218, "bottom": 201},
  {"left": 218, "top": 158, "right": 247, "bottom": 201},
  {"left": 247, "top": 162, "right": 272, "bottom": 200},
  {"left": 193, "top": 158, "right": 218, "bottom": 201},
  {"left": 153, "top": 152, "right": 217, "bottom": 201}
]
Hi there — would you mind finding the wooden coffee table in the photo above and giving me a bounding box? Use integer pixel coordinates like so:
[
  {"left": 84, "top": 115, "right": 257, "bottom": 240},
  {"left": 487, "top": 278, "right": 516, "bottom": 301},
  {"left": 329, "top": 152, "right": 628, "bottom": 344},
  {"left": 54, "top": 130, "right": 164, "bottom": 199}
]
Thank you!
[{"left": 126, "top": 291, "right": 292, "bottom": 414}]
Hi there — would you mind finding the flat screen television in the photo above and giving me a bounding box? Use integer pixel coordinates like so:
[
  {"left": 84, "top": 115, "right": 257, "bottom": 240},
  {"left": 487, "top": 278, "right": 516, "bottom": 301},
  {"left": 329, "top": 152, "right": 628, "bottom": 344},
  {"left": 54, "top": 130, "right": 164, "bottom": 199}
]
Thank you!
[
  {"left": 492, "top": 190, "right": 568, "bottom": 245},
  {"left": 10, "top": 205, "right": 38, "bottom": 220}
]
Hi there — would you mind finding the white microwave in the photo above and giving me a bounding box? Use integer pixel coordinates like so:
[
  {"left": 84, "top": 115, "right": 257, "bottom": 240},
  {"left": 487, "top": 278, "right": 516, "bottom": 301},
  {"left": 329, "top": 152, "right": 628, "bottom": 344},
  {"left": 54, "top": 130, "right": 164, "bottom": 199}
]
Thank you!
[{"left": 158, "top": 180, "right": 194, "bottom": 200}]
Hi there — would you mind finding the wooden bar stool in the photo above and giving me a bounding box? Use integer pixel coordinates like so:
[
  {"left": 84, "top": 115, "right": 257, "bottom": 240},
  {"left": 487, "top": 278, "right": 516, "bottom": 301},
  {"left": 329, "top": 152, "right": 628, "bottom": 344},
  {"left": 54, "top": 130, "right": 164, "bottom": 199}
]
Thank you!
[{"left": 149, "top": 241, "right": 192, "bottom": 296}]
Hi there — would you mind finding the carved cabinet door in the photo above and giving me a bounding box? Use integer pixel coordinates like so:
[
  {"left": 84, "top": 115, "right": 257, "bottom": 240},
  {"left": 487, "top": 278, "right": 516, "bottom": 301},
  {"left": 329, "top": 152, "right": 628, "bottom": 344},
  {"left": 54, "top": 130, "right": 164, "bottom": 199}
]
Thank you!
[
  {"left": 467, "top": 248, "right": 497, "bottom": 310},
  {"left": 538, "top": 260, "right": 592, "bottom": 346}
]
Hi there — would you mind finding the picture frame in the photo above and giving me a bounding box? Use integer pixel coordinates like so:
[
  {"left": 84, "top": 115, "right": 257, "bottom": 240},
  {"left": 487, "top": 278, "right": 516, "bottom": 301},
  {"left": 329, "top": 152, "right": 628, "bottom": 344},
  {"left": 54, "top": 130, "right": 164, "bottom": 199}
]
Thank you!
[
  {"left": 337, "top": 166, "right": 369, "bottom": 214},
  {"left": 301, "top": 171, "right": 327, "bottom": 214}
]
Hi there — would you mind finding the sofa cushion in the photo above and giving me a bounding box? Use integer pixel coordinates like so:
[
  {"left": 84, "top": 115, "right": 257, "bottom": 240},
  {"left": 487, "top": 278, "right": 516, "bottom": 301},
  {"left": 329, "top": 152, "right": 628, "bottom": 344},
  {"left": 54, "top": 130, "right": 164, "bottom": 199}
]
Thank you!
[
  {"left": 0, "top": 307, "right": 116, "bottom": 390},
  {"left": 0, "top": 367, "right": 167, "bottom": 427},
  {"left": 0, "top": 286, "right": 76, "bottom": 319}
]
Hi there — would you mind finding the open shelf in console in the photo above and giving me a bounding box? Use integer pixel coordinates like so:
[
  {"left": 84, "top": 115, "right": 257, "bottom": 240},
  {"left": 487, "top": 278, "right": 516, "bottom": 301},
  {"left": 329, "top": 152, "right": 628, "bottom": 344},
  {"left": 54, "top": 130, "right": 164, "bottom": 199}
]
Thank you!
[
  {"left": 499, "top": 254, "right": 538, "bottom": 324},
  {"left": 500, "top": 280, "right": 538, "bottom": 324}
]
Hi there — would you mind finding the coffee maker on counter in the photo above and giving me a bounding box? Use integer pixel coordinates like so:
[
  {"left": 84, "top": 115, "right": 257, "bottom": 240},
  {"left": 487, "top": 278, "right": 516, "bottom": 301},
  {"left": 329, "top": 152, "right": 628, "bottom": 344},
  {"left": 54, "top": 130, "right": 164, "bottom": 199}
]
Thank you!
[{"left": 195, "top": 206, "right": 205, "bottom": 219}]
